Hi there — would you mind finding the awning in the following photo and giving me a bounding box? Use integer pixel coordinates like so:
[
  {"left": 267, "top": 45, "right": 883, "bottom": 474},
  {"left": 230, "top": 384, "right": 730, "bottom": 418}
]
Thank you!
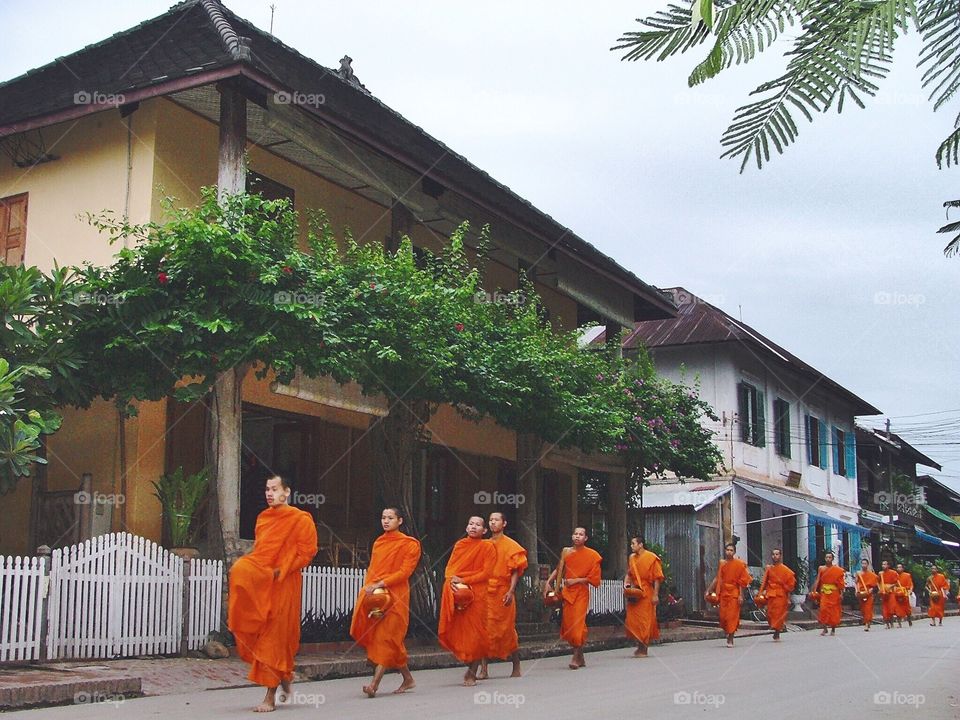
[
  {"left": 640, "top": 483, "right": 731, "bottom": 511},
  {"left": 916, "top": 527, "right": 943, "bottom": 545},
  {"left": 923, "top": 504, "right": 960, "bottom": 532},
  {"left": 733, "top": 481, "right": 866, "bottom": 535}
]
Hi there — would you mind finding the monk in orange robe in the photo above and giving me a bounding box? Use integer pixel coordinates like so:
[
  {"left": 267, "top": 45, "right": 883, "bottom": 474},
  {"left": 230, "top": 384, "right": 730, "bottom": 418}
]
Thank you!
[
  {"left": 624, "top": 536, "right": 664, "bottom": 657},
  {"left": 878, "top": 560, "right": 900, "bottom": 629},
  {"left": 759, "top": 548, "right": 795, "bottom": 641},
  {"left": 228, "top": 475, "right": 318, "bottom": 712},
  {"left": 896, "top": 563, "right": 914, "bottom": 627},
  {"left": 855, "top": 558, "right": 879, "bottom": 631},
  {"left": 813, "top": 552, "right": 846, "bottom": 636},
  {"left": 478, "top": 512, "right": 527, "bottom": 679},
  {"left": 350, "top": 507, "right": 422, "bottom": 698},
  {"left": 706, "top": 542, "right": 752, "bottom": 648},
  {"left": 544, "top": 526, "right": 602, "bottom": 669},
  {"left": 927, "top": 567, "right": 950, "bottom": 626},
  {"left": 438, "top": 516, "right": 496, "bottom": 686}
]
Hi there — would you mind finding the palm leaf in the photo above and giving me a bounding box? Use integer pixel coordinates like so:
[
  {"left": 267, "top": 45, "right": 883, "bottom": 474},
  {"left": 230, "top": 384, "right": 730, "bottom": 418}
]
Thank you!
[
  {"left": 940, "top": 199, "right": 960, "bottom": 257},
  {"left": 918, "top": 0, "right": 960, "bottom": 110}
]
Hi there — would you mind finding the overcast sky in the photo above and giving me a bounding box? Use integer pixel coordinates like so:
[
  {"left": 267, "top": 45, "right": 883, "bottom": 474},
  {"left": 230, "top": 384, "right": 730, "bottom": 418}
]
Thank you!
[{"left": 2, "top": 1, "right": 957, "bottom": 490}]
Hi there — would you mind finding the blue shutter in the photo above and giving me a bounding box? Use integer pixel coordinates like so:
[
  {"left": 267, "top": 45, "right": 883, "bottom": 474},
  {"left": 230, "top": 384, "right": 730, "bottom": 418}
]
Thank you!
[
  {"left": 845, "top": 430, "right": 857, "bottom": 479},
  {"left": 756, "top": 390, "right": 766, "bottom": 447},
  {"left": 738, "top": 383, "right": 750, "bottom": 443},
  {"left": 850, "top": 530, "right": 862, "bottom": 569},
  {"left": 818, "top": 420, "right": 829, "bottom": 470},
  {"left": 825, "top": 524, "right": 833, "bottom": 554},
  {"left": 831, "top": 426, "right": 841, "bottom": 474},
  {"left": 807, "top": 520, "right": 817, "bottom": 585},
  {"left": 805, "top": 415, "right": 813, "bottom": 465}
]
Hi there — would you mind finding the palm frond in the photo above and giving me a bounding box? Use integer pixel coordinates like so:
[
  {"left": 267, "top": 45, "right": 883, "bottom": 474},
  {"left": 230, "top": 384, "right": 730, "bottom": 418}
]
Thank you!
[
  {"left": 918, "top": 0, "right": 960, "bottom": 110},
  {"left": 721, "top": 0, "right": 914, "bottom": 170},
  {"left": 935, "top": 111, "right": 960, "bottom": 167},
  {"left": 613, "top": 2, "right": 717, "bottom": 62},
  {"left": 940, "top": 199, "right": 960, "bottom": 257}
]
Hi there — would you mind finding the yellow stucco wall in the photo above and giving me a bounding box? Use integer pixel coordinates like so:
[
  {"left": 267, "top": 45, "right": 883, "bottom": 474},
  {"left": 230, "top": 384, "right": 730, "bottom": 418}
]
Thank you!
[{"left": 0, "top": 103, "right": 158, "bottom": 271}]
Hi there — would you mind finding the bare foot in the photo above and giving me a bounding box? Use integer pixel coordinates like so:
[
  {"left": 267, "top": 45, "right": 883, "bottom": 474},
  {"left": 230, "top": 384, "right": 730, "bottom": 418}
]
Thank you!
[
  {"left": 463, "top": 676, "right": 478, "bottom": 687},
  {"left": 633, "top": 650, "right": 648, "bottom": 658},
  {"left": 510, "top": 669, "right": 522, "bottom": 678},
  {"left": 476, "top": 670, "right": 488, "bottom": 680},
  {"left": 568, "top": 662, "right": 580, "bottom": 670},
  {"left": 362, "top": 684, "right": 377, "bottom": 698},
  {"left": 820, "top": 629, "right": 828, "bottom": 636},
  {"left": 392, "top": 679, "right": 415, "bottom": 694},
  {"left": 253, "top": 703, "right": 275, "bottom": 713}
]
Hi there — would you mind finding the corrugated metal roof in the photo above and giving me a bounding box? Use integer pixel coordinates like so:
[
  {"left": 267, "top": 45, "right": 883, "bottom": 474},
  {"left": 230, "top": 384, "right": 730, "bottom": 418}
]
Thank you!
[
  {"left": 623, "top": 287, "right": 882, "bottom": 416},
  {"left": 640, "top": 482, "right": 731, "bottom": 511}
]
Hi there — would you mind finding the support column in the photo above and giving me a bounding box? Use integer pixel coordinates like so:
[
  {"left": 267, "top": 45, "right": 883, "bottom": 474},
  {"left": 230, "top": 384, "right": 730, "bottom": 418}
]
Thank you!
[
  {"left": 212, "top": 83, "right": 246, "bottom": 563},
  {"left": 516, "top": 433, "right": 542, "bottom": 579},
  {"left": 607, "top": 472, "right": 627, "bottom": 579}
]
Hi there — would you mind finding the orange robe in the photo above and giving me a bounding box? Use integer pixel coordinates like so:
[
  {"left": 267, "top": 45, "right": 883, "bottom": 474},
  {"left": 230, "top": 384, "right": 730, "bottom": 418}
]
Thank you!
[
  {"left": 625, "top": 549, "right": 664, "bottom": 644},
  {"left": 928, "top": 574, "right": 949, "bottom": 619},
  {"left": 485, "top": 534, "right": 528, "bottom": 659},
  {"left": 879, "top": 569, "right": 899, "bottom": 621},
  {"left": 856, "top": 570, "right": 879, "bottom": 625},
  {"left": 349, "top": 530, "right": 421, "bottom": 668},
  {"left": 438, "top": 537, "right": 496, "bottom": 662},
  {"left": 716, "top": 558, "right": 752, "bottom": 634},
  {"left": 762, "top": 563, "right": 796, "bottom": 632},
  {"left": 896, "top": 571, "right": 914, "bottom": 618},
  {"left": 817, "top": 565, "right": 846, "bottom": 627},
  {"left": 228, "top": 504, "right": 318, "bottom": 687},
  {"left": 560, "top": 546, "right": 602, "bottom": 647}
]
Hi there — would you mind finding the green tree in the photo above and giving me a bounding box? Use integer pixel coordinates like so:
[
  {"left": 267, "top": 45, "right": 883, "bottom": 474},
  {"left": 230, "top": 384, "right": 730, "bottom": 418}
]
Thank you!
[
  {"left": 0, "top": 264, "right": 87, "bottom": 492},
  {"left": 614, "top": 0, "right": 960, "bottom": 256}
]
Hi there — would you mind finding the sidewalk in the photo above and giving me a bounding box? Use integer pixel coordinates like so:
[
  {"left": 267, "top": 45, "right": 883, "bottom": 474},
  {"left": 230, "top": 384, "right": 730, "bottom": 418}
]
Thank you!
[{"left": 2, "top": 612, "right": 954, "bottom": 709}]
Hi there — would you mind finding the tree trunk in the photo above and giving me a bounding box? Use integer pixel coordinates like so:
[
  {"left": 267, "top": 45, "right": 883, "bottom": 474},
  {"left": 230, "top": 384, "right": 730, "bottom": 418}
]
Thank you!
[
  {"left": 516, "top": 433, "right": 542, "bottom": 580},
  {"left": 207, "top": 365, "right": 247, "bottom": 564},
  {"left": 607, "top": 472, "right": 627, "bottom": 579},
  {"left": 369, "top": 398, "right": 436, "bottom": 624}
]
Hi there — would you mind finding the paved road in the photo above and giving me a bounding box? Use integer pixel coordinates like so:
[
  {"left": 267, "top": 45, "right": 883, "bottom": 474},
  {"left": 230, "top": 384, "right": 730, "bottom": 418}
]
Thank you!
[{"left": 9, "top": 622, "right": 960, "bottom": 719}]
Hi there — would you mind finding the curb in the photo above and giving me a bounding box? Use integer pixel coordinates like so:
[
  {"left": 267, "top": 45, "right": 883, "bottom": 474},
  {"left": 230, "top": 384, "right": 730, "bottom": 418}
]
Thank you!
[{"left": 0, "top": 672, "right": 141, "bottom": 710}]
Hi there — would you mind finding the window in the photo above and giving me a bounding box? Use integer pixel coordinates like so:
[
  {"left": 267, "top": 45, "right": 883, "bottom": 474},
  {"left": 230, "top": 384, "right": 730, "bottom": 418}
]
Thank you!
[
  {"left": 246, "top": 172, "right": 294, "bottom": 204},
  {"left": 840, "top": 530, "right": 850, "bottom": 569},
  {"left": 832, "top": 427, "right": 846, "bottom": 476},
  {"left": 737, "top": 381, "right": 766, "bottom": 447},
  {"left": 805, "top": 415, "right": 828, "bottom": 469},
  {"left": 782, "top": 511, "right": 798, "bottom": 570},
  {"left": 746, "top": 501, "right": 763, "bottom": 566},
  {"left": 773, "top": 398, "right": 791, "bottom": 458},
  {"left": 814, "top": 523, "right": 825, "bottom": 562},
  {"left": 0, "top": 193, "right": 28, "bottom": 266}
]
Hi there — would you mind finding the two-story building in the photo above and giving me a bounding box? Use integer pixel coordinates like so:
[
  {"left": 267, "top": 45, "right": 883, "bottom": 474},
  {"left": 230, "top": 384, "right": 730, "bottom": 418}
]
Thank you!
[
  {"left": 624, "top": 288, "right": 882, "bottom": 589},
  {"left": 0, "top": 0, "right": 675, "bottom": 570}
]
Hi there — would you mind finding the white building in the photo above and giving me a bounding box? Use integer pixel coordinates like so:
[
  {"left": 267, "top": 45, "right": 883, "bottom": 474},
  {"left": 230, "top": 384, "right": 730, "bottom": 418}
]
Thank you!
[{"left": 625, "top": 288, "right": 882, "bottom": 587}]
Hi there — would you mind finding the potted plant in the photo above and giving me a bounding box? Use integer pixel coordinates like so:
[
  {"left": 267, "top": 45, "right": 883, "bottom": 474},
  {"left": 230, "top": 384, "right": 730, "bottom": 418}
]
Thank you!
[{"left": 153, "top": 466, "right": 209, "bottom": 558}]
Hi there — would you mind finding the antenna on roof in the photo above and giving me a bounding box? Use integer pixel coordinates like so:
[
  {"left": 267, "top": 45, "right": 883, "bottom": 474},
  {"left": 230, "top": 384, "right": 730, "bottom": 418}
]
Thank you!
[
  {"left": 269, "top": 3, "right": 276, "bottom": 35},
  {"left": 738, "top": 304, "right": 742, "bottom": 322}
]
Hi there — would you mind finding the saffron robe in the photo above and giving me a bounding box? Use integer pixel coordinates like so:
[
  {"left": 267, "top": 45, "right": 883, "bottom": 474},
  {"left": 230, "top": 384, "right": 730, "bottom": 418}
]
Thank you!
[
  {"left": 560, "top": 546, "right": 602, "bottom": 647},
  {"left": 716, "top": 558, "right": 752, "bottom": 634},
  {"left": 228, "top": 504, "right": 318, "bottom": 687},
  {"left": 896, "top": 571, "right": 914, "bottom": 618},
  {"left": 485, "top": 534, "right": 528, "bottom": 659},
  {"left": 350, "top": 531, "right": 421, "bottom": 667},
  {"left": 817, "top": 565, "right": 846, "bottom": 627},
  {"left": 879, "top": 569, "right": 900, "bottom": 621},
  {"left": 928, "top": 573, "right": 949, "bottom": 620},
  {"left": 438, "top": 537, "right": 496, "bottom": 663},
  {"left": 762, "top": 563, "right": 796, "bottom": 632},
  {"left": 855, "top": 570, "right": 879, "bottom": 624},
  {"left": 625, "top": 549, "right": 665, "bottom": 644}
]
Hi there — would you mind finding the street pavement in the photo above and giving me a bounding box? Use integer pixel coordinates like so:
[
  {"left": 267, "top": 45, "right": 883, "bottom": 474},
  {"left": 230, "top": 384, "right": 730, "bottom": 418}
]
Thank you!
[{"left": 6, "top": 621, "right": 959, "bottom": 719}]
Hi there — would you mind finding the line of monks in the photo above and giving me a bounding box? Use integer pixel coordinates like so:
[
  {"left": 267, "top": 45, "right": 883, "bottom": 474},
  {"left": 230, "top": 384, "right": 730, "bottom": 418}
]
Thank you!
[
  {"left": 707, "top": 543, "right": 953, "bottom": 649},
  {"left": 224, "top": 475, "right": 953, "bottom": 713}
]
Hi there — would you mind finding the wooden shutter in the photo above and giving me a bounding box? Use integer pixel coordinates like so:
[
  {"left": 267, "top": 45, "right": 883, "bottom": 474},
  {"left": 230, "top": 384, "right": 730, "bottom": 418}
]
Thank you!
[
  {"left": 738, "top": 382, "right": 750, "bottom": 443},
  {"left": 831, "top": 426, "right": 841, "bottom": 474},
  {"left": 805, "top": 415, "right": 814, "bottom": 465},
  {"left": 0, "top": 194, "right": 28, "bottom": 266},
  {"left": 818, "top": 420, "right": 829, "bottom": 470},
  {"left": 845, "top": 430, "right": 857, "bottom": 480},
  {"left": 755, "top": 390, "right": 766, "bottom": 447}
]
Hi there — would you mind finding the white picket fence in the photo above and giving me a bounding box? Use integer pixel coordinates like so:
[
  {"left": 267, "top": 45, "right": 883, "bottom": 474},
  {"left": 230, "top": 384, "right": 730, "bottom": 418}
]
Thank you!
[
  {"left": 591, "top": 579, "right": 626, "bottom": 614},
  {"left": 301, "top": 566, "right": 365, "bottom": 618},
  {"left": 0, "top": 556, "right": 46, "bottom": 661},
  {"left": 0, "top": 537, "right": 627, "bottom": 663}
]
